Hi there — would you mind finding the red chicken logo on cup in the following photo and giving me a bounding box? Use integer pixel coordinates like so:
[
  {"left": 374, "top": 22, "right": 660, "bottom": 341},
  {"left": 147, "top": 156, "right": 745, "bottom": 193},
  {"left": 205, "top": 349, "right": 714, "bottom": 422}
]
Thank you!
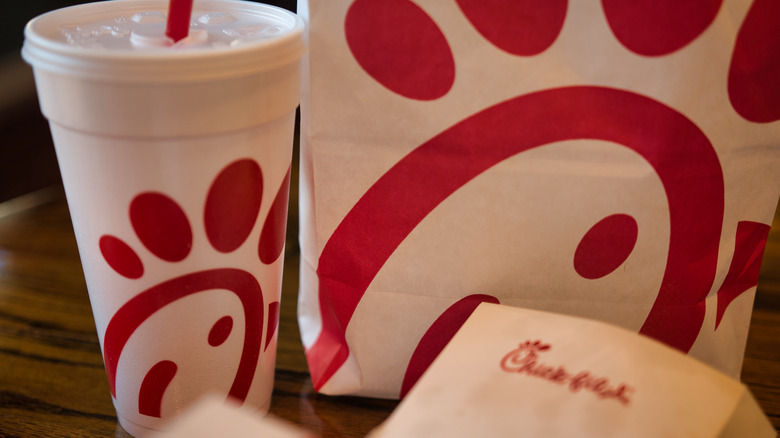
[{"left": 98, "top": 159, "right": 290, "bottom": 417}]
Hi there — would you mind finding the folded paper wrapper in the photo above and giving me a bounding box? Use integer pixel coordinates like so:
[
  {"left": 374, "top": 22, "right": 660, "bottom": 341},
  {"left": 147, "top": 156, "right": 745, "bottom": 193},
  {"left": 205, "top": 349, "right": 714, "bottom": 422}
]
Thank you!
[
  {"left": 152, "top": 303, "right": 775, "bottom": 438},
  {"left": 368, "top": 303, "right": 775, "bottom": 438},
  {"left": 147, "top": 395, "right": 314, "bottom": 438}
]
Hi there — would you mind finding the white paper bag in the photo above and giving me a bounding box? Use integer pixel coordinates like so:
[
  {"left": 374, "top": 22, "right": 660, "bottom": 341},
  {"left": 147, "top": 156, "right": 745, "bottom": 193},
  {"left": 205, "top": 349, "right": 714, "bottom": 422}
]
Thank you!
[
  {"left": 297, "top": 0, "right": 780, "bottom": 398},
  {"left": 368, "top": 303, "right": 776, "bottom": 438}
]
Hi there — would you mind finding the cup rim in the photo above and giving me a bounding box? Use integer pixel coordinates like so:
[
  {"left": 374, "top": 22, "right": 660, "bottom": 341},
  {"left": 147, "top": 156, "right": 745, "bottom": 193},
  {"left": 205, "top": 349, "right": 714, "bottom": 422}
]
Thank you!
[{"left": 22, "top": 0, "right": 307, "bottom": 82}]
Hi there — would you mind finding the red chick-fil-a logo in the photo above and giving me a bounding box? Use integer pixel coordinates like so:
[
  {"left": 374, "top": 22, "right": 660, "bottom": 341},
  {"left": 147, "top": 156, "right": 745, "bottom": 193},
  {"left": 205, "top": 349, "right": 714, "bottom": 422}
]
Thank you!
[{"left": 500, "top": 340, "right": 634, "bottom": 406}]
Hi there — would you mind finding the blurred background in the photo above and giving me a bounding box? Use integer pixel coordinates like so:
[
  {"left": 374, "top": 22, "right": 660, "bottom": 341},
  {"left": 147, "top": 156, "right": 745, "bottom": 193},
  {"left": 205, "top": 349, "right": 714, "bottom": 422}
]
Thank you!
[{"left": 0, "top": 0, "right": 296, "bottom": 204}]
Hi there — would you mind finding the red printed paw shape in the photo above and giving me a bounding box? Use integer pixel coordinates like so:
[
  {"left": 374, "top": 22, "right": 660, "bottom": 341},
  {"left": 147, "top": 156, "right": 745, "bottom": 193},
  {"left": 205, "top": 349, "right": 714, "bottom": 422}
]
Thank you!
[
  {"left": 98, "top": 159, "right": 290, "bottom": 418},
  {"left": 306, "top": 0, "right": 779, "bottom": 397}
]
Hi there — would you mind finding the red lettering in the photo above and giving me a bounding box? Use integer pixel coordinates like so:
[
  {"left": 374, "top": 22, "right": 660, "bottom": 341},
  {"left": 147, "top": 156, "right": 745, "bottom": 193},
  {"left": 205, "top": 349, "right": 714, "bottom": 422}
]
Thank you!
[
  {"left": 610, "top": 384, "right": 634, "bottom": 406},
  {"left": 590, "top": 377, "right": 609, "bottom": 393},
  {"left": 500, "top": 340, "right": 634, "bottom": 406},
  {"left": 549, "top": 366, "right": 569, "bottom": 384},
  {"left": 569, "top": 371, "right": 590, "bottom": 393}
]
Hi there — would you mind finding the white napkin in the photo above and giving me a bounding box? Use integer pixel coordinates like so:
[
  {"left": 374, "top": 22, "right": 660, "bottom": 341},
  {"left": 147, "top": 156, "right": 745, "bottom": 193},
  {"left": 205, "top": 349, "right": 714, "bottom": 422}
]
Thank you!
[{"left": 148, "top": 395, "right": 315, "bottom": 438}]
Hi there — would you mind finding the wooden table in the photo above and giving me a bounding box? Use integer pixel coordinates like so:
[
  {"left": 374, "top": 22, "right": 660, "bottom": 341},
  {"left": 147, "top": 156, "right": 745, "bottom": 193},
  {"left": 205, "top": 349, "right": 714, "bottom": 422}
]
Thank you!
[{"left": 0, "top": 183, "right": 778, "bottom": 437}]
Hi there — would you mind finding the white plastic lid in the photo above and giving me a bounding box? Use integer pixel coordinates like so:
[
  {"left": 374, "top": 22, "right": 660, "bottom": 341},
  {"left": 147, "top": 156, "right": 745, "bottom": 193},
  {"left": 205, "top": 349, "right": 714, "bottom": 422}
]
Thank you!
[{"left": 22, "top": 0, "right": 306, "bottom": 83}]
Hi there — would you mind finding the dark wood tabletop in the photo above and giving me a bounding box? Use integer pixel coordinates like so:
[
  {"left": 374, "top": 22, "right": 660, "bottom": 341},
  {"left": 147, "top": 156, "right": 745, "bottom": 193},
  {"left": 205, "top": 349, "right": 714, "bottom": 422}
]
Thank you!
[{"left": 0, "top": 106, "right": 778, "bottom": 436}]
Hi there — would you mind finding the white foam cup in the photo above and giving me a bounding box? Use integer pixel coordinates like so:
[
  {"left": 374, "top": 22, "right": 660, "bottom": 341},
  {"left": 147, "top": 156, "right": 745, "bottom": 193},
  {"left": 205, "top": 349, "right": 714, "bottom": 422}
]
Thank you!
[{"left": 22, "top": 1, "right": 305, "bottom": 435}]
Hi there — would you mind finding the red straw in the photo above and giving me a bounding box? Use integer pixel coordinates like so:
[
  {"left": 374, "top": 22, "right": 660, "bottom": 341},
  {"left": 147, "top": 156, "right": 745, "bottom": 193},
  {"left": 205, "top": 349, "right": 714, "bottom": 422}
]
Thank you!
[{"left": 165, "top": 0, "right": 194, "bottom": 43}]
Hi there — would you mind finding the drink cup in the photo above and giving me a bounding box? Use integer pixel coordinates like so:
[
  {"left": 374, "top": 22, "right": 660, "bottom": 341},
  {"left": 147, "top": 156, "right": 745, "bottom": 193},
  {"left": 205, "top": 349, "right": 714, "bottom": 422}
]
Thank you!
[{"left": 22, "top": 1, "right": 305, "bottom": 435}]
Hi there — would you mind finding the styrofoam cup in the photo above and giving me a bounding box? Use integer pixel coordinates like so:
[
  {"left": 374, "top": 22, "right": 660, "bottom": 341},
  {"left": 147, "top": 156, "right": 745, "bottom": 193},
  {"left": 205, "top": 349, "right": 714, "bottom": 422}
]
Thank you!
[{"left": 22, "top": 1, "right": 305, "bottom": 435}]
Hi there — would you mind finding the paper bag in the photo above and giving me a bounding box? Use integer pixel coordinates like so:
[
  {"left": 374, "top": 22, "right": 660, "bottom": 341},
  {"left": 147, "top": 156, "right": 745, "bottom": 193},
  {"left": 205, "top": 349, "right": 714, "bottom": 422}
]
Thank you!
[
  {"left": 297, "top": 0, "right": 780, "bottom": 398},
  {"left": 367, "top": 303, "right": 776, "bottom": 438}
]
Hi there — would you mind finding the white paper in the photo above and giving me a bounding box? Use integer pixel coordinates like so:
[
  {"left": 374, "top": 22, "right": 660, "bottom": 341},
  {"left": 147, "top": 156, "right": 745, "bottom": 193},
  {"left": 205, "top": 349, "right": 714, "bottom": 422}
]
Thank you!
[
  {"left": 149, "top": 395, "right": 316, "bottom": 438},
  {"left": 369, "top": 303, "right": 776, "bottom": 438}
]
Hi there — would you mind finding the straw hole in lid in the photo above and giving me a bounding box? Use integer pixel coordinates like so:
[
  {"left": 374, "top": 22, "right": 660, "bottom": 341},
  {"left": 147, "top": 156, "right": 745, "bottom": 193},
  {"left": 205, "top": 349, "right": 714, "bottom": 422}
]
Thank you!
[{"left": 131, "top": 26, "right": 173, "bottom": 48}]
